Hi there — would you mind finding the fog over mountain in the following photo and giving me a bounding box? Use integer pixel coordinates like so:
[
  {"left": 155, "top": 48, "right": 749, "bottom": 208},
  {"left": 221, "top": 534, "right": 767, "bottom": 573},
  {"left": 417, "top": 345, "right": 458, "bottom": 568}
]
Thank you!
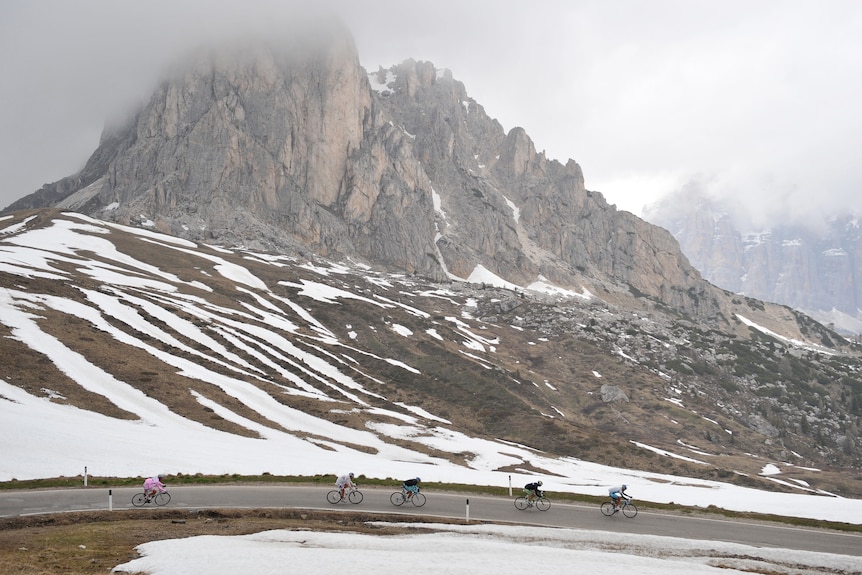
[{"left": 2, "top": 0, "right": 862, "bottom": 222}]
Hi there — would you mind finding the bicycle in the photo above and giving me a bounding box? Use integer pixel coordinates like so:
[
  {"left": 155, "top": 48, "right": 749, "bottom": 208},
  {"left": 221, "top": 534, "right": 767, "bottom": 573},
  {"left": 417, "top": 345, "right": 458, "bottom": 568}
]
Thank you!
[
  {"left": 601, "top": 497, "right": 637, "bottom": 518},
  {"left": 326, "top": 484, "right": 364, "bottom": 504},
  {"left": 131, "top": 490, "right": 171, "bottom": 507},
  {"left": 390, "top": 487, "right": 426, "bottom": 507},
  {"left": 514, "top": 495, "right": 550, "bottom": 511}
]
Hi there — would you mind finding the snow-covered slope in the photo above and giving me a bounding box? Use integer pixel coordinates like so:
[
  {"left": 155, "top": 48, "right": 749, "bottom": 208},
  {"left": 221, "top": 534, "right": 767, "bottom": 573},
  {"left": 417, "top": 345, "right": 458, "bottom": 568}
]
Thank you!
[{"left": 2, "top": 211, "right": 861, "bottom": 524}]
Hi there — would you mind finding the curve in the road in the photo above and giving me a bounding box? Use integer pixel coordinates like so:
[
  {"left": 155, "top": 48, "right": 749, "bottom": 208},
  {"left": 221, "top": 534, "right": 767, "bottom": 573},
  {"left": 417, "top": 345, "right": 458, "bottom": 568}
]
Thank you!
[{"left": 1, "top": 485, "right": 860, "bottom": 557}]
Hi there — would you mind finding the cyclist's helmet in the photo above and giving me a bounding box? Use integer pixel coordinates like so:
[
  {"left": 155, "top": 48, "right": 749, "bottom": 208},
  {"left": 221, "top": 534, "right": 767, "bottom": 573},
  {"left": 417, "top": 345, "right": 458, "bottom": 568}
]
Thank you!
[
  {"left": 538, "top": 480, "right": 543, "bottom": 486},
  {"left": 416, "top": 477, "right": 421, "bottom": 482},
  {"left": 349, "top": 472, "right": 355, "bottom": 478},
  {"left": 622, "top": 484, "right": 627, "bottom": 490}
]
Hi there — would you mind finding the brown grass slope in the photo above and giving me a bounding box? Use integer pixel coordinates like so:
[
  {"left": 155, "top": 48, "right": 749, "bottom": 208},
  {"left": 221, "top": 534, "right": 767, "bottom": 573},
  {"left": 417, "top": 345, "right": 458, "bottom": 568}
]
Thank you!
[{"left": 1, "top": 209, "right": 861, "bottom": 497}]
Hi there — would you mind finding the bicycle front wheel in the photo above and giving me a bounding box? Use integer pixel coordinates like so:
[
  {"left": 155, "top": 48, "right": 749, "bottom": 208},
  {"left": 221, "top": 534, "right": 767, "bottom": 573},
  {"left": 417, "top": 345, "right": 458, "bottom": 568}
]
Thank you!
[
  {"left": 154, "top": 492, "right": 171, "bottom": 506},
  {"left": 131, "top": 493, "right": 147, "bottom": 507},
  {"left": 348, "top": 490, "right": 363, "bottom": 504},
  {"left": 390, "top": 492, "right": 405, "bottom": 506},
  {"left": 623, "top": 503, "right": 638, "bottom": 518},
  {"left": 326, "top": 490, "right": 342, "bottom": 504},
  {"left": 514, "top": 497, "right": 529, "bottom": 510},
  {"left": 411, "top": 492, "right": 426, "bottom": 507},
  {"left": 600, "top": 501, "right": 615, "bottom": 516},
  {"left": 535, "top": 497, "right": 550, "bottom": 511}
]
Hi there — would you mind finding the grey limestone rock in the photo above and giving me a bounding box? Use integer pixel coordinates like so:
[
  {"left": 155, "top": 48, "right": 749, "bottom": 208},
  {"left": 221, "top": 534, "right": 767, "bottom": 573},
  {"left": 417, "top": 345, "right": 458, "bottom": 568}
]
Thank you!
[
  {"left": 601, "top": 384, "right": 629, "bottom": 403},
  {"left": 2, "top": 21, "right": 774, "bottom": 323}
]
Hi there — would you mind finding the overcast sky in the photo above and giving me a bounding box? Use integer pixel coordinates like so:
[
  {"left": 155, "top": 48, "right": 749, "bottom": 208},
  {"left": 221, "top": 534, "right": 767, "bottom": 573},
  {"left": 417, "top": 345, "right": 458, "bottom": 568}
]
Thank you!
[{"left": 2, "top": 0, "right": 861, "bottom": 224}]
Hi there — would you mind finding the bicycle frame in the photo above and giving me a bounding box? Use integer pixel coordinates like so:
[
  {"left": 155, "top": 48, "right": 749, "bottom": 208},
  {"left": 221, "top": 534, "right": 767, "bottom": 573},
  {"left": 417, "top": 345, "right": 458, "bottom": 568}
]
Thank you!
[
  {"left": 391, "top": 487, "right": 426, "bottom": 507},
  {"left": 327, "top": 485, "right": 363, "bottom": 504},
  {"left": 601, "top": 497, "right": 637, "bottom": 517}
]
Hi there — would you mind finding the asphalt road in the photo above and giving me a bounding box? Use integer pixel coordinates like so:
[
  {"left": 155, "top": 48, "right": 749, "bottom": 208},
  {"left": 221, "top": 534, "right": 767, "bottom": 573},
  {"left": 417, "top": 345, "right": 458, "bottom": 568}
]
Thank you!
[{"left": 2, "top": 484, "right": 860, "bottom": 557}]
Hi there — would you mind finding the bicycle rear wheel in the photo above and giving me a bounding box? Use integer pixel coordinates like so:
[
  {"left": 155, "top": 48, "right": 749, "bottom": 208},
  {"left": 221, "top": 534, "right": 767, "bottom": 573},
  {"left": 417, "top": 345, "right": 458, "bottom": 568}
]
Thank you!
[
  {"left": 514, "top": 497, "right": 529, "bottom": 510},
  {"left": 326, "top": 490, "right": 342, "bottom": 504},
  {"left": 623, "top": 503, "right": 638, "bottom": 518},
  {"left": 411, "top": 492, "right": 426, "bottom": 507},
  {"left": 600, "top": 501, "right": 615, "bottom": 516},
  {"left": 535, "top": 497, "right": 550, "bottom": 511},
  {"left": 131, "top": 493, "right": 147, "bottom": 507},
  {"left": 390, "top": 492, "right": 405, "bottom": 506},
  {"left": 154, "top": 492, "right": 171, "bottom": 506},
  {"left": 348, "top": 490, "right": 363, "bottom": 504}
]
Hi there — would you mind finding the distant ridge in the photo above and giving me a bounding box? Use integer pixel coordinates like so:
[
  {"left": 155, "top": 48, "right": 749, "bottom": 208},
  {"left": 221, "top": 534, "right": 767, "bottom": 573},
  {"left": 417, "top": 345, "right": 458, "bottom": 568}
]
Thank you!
[{"left": 645, "top": 190, "right": 862, "bottom": 335}]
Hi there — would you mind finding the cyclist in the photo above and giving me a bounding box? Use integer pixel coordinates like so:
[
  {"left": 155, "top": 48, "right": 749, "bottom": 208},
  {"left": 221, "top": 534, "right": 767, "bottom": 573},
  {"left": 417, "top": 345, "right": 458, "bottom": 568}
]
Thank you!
[
  {"left": 402, "top": 477, "right": 421, "bottom": 499},
  {"left": 608, "top": 484, "right": 630, "bottom": 512},
  {"left": 143, "top": 474, "right": 167, "bottom": 501},
  {"left": 336, "top": 472, "right": 355, "bottom": 499},
  {"left": 524, "top": 480, "right": 543, "bottom": 503}
]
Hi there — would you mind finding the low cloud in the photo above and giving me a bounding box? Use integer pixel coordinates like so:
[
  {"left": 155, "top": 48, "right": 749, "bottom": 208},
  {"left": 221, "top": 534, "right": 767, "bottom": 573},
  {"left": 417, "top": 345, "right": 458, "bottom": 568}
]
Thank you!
[{"left": 2, "top": 0, "right": 860, "bottom": 226}]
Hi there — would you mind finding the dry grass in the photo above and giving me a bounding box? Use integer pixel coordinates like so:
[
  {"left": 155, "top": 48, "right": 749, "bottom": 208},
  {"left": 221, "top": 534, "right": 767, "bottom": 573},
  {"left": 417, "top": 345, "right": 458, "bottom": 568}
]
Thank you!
[
  {"left": 0, "top": 508, "right": 446, "bottom": 574},
  {"left": 2, "top": 211, "right": 860, "bottom": 500}
]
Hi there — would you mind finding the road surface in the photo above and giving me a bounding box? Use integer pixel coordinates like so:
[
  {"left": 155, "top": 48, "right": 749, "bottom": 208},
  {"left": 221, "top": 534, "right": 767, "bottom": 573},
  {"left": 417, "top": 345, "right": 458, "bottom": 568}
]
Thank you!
[{"left": 1, "top": 484, "right": 859, "bottom": 557}]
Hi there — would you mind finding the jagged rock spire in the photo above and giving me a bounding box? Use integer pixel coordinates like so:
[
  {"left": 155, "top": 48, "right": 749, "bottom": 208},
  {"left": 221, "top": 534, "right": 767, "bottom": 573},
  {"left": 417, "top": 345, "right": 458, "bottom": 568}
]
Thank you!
[{"left": 5, "top": 22, "right": 720, "bottom": 318}]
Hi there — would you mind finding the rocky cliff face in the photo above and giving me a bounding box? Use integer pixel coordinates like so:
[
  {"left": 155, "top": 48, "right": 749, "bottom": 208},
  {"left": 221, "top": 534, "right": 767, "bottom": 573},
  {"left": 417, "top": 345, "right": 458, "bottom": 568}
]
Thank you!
[
  {"left": 0, "top": 21, "right": 789, "bottom": 325},
  {"left": 645, "top": 191, "right": 862, "bottom": 333},
  {"left": 8, "top": 23, "right": 443, "bottom": 281},
  {"left": 371, "top": 62, "right": 716, "bottom": 316},
  {"left": 109, "top": 27, "right": 445, "bottom": 281}
]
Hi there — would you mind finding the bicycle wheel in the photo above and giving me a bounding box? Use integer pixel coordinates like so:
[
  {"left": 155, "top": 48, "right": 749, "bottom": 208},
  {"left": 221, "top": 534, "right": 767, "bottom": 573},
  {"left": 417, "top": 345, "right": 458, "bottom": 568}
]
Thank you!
[
  {"left": 600, "top": 501, "right": 615, "bottom": 516},
  {"left": 348, "top": 490, "right": 363, "bottom": 504},
  {"left": 535, "top": 497, "right": 550, "bottom": 511},
  {"left": 326, "top": 490, "right": 342, "bottom": 504},
  {"left": 131, "top": 493, "right": 147, "bottom": 507},
  {"left": 154, "top": 492, "right": 171, "bottom": 506},
  {"left": 390, "top": 492, "right": 405, "bottom": 506},
  {"left": 623, "top": 503, "right": 638, "bottom": 518},
  {"left": 514, "top": 497, "right": 529, "bottom": 510},
  {"left": 411, "top": 492, "right": 426, "bottom": 507}
]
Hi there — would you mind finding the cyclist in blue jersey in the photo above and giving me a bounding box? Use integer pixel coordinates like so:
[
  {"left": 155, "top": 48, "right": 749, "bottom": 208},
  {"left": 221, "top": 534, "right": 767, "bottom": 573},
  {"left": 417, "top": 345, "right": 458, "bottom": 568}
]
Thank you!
[{"left": 402, "top": 477, "right": 421, "bottom": 499}]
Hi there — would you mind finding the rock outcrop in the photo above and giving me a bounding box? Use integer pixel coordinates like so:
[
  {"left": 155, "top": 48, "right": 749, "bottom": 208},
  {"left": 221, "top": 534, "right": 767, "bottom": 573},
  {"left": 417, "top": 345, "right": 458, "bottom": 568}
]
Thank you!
[{"left": 0, "top": 21, "right": 771, "bottom": 323}]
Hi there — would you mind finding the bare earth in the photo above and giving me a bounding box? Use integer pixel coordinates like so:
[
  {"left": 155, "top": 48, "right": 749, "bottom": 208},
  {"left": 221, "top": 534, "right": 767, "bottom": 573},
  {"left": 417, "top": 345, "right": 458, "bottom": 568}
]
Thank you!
[{"left": 0, "top": 508, "right": 443, "bottom": 574}]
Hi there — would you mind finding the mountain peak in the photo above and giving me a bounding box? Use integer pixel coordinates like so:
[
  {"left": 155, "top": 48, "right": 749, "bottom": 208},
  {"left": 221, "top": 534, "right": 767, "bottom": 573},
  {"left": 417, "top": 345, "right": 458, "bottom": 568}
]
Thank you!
[{"left": 0, "top": 31, "right": 820, "bottom": 325}]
